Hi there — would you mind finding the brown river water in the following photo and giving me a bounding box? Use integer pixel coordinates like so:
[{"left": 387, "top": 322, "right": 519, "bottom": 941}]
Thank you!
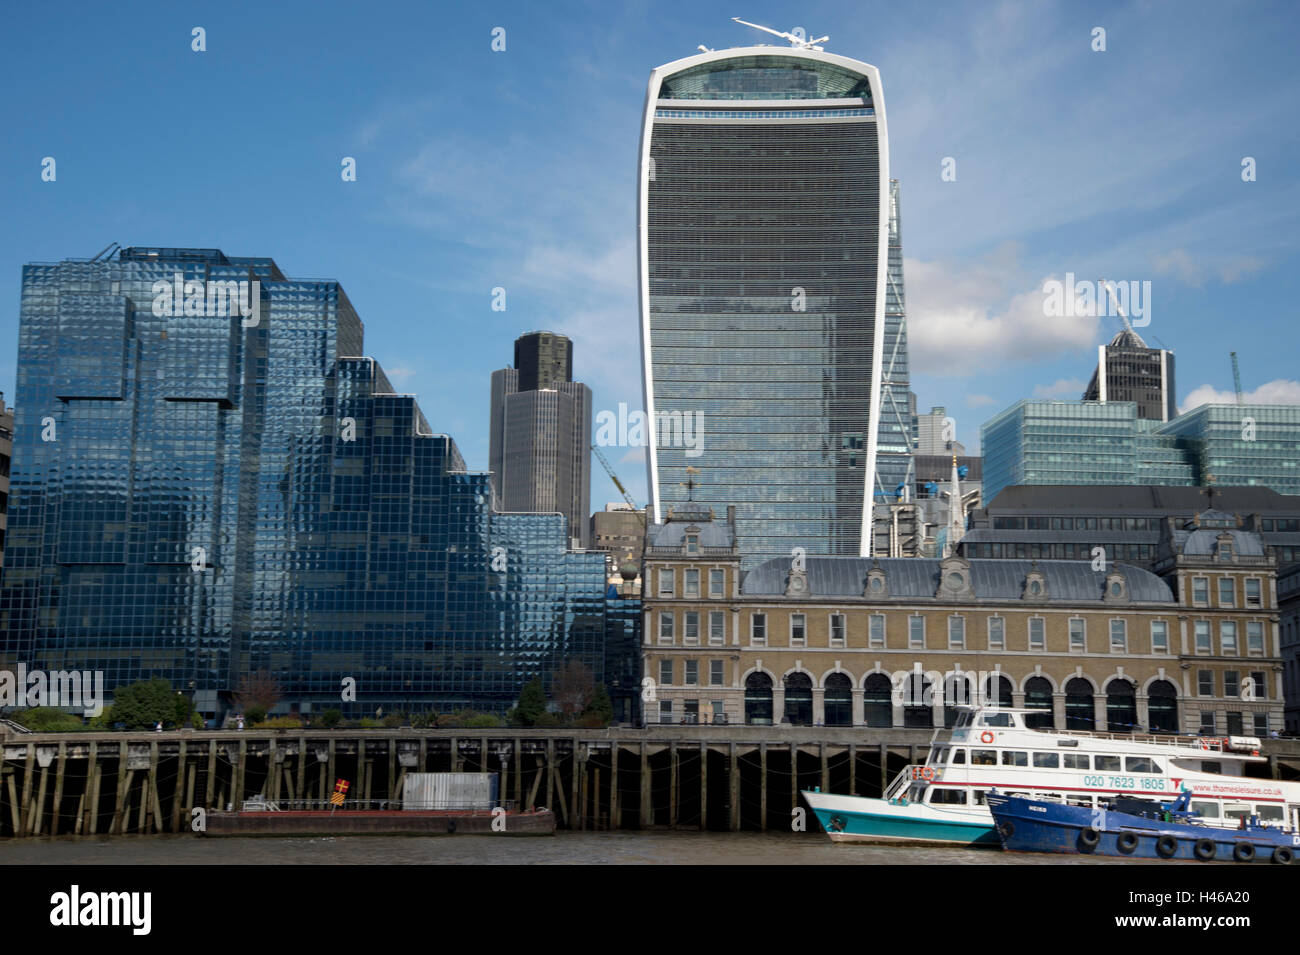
[{"left": 0, "top": 831, "right": 1181, "bottom": 865}]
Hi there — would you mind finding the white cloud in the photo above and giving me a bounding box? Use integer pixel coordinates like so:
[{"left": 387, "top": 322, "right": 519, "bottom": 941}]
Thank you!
[
  {"left": 965, "top": 393, "right": 998, "bottom": 408},
  {"left": 1033, "top": 377, "right": 1086, "bottom": 398},
  {"left": 905, "top": 250, "right": 1101, "bottom": 375},
  {"left": 1152, "top": 249, "right": 1267, "bottom": 287},
  {"left": 1180, "top": 379, "right": 1300, "bottom": 414}
]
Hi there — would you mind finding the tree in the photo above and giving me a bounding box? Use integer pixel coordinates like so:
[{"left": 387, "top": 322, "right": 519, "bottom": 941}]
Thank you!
[
  {"left": 550, "top": 661, "right": 596, "bottom": 720},
  {"left": 582, "top": 684, "right": 614, "bottom": 726},
  {"left": 233, "top": 669, "right": 282, "bottom": 716},
  {"left": 112, "top": 678, "right": 178, "bottom": 729},
  {"left": 509, "top": 677, "right": 547, "bottom": 726}
]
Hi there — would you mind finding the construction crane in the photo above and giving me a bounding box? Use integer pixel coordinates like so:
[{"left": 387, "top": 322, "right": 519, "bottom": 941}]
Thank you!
[
  {"left": 732, "top": 17, "right": 828, "bottom": 50},
  {"left": 591, "top": 444, "right": 645, "bottom": 524},
  {"left": 1231, "top": 352, "right": 1244, "bottom": 405},
  {"left": 1099, "top": 278, "right": 1134, "bottom": 335}
]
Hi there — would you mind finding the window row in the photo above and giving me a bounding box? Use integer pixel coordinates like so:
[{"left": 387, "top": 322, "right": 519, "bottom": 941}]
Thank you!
[{"left": 656, "top": 567, "right": 727, "bottom": 598}]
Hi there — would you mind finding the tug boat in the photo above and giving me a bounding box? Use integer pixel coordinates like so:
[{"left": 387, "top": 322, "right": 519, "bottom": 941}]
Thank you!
[
  {"left": 802, "top": 705, "right": 1300, "bottom": 847},
  {"left": 986, "top": 789, "right": 1298, "bottom": 863}
]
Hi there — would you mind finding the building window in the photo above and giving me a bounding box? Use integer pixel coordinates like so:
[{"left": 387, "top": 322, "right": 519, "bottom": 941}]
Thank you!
[
  {"left": 1248, "top": 670, "right": 1268, "bottom": 700},
  {"left": 710, "top": 660, "right": 724, "bottom": 686},
  {"left": 684, "top": 611, "right": 699, "bottom": 644},
  {"left": 1220, "top": 621, "right": 1238, "bottom": 655},
  {"left": 659, "top": 700, "right": 673, "bottom": 723},
  {"left": 1253, "top": 713, "right": 1269, "bottom": 736},
  {"left": 1218, "top": 540, "right": 1234, "bottom": 561},
  {"left": 830, "top": 613, "right": 846, "bottom": 646},
  {"left": 1218, "top": 578, "right": 1235, "bottom": 607},
  {"left": 1150, "top": 620, "right": 1168, "bottom": 654},
  {"left": 1199, "top": 710, "right": 1216, "bottom": 734},
  {"left": 750, "top": 613, "right": 766, "bottom": 646},
  {"left": 685, "top": 660, "right": 699, "bottom": 685},
  {"left": 1245, "top": 578, "right": 1262, "bottom": 608},
  {"left": 1246, "top": 621, "right": 1264, "bottom": 656},
  {"left": 1110, "top": 619, "right": 1127, "bottom": 653},
  {"left": 869, "top": 614, "right": 885, "bottom": 648},
  {"left": 685, "top": 534, "right": 699, "bottom": 555},
  {"left": 708, "top": 611, "right": 725, "bottom": 646},
  {"left": 659, "top": 659, "right": 673, "bottom": 686},
  {"left": 1197, "top": 670, "right": 1213, "bottom": 697},
  {"left": 658, "top": 568, "right": 674, "bottom": 597},
  {"left": 709, "top": 568, "right": 725, "bottom": 598},
  {"left": 988, "top": 617, "right": 1004, "bottom": 650},
  {"left": 684, "top": 569, "right": 700, "bottom": 598},
  {"left": 948, "top": 616, "right": 965, "bottom": 649},
  {"left": 1069, "top": 618, "right": 1086, "bottom": 653},
  {"left": 790, "top": 613, "right": 806, "bottom": 646},
  {"left": 658, "top": 613, "right": 675, "bottom": 643},
  {"left": 1194, "top": 621, "right": 1211, "bottom": 654},
  {"left": 1192, "top": 577, "right": 1208, "bottom": 605},
  {"left": 1224, "top": 670, "right": 1240, "bottom": 698},
  {"left": 909, "top": 616, "right": 925, "bottom": 649},
  {"left": 1029, "top": 618, "right": 1045, "bottom": 651},
  {"left": 684, "top": 699, "right": 699, "bottom": 722}
]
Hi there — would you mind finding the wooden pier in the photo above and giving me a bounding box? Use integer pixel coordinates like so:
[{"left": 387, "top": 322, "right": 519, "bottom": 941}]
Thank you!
[{"left": 2, "top": 726, "right": 1298, "bottom": 838}]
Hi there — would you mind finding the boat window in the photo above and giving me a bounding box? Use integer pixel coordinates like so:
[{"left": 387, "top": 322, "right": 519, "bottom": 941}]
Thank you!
[
  {"left": 1063, "top": 753, "right": 1090, "bottom": 770},
  {"left": 1257, "top": 805, "right": 1285, "bottom": 822},
  {"left": 971, "top": 749, "right": 997, "bottom": 766},
  {"left": 1201, "top": 761, "right": 1222, "bottom": 774},
  {"left": 1066, "top": 794, "right": 1093, "bottom": 807},
  {"left": 1095, "top": 755, "right": 1121, "bottom": 772},
  {"left": 927, "top": 746, "right": 943, "bottom": 765},
  {"left": 971, "top": 790, "right": 989, "bottom": 806},
  {"left": 950, "top": 748, "right": 966, "bottom": 765},
  {"left": 907, "top": 784, "right": 926, "bottom": 801},
  {"left": 1041, "top": 792, "right": 1065, "bottom": 803},
  {"left": 1000, "top": 750, "right": 1029, "bottom": 767},
  {"left": 1124, "top": 756, "right": 1161, "bottom": 774},
  {"left": 1224, "top": 804, "right": 1251, "bottom": 822},
  {"left": 980, "top": 712, "right": 1014, "bottom": 727},
  {"left": 955, "top": 711, "right": 971, "bottom": 728},
  {"left": 1032, "top": 752, "right": 1060, "bottom": 769},
  {"left": 1190, "top": 801, "right": 1219, "bottom": 819},
  {"left": 929, "top": 788, "right": 967, "bottom": 805}
]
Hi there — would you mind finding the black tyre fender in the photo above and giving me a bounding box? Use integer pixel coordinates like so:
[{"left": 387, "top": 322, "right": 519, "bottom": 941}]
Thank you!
[
  {"left": 1233, "top": 841, "right": 1256, "bottom": 863},
  {"left": 1078, "top": 827, "right": 1101, "bottom": 851},
  {"left": 1271, "top": 846, "right": 1294, "bottom": 865},
  {"left": 1194, "top": 837, "right": 1216, "bottom": 861},
  {"left": 997, "top": 820, "right": 1015, "bottom": 838},
  {"left": 1155, "top": 835, "right": 1179, "bottom": 858},
  {"left": 1116, "top": 831, "right": 1140, "bottom": 854}
]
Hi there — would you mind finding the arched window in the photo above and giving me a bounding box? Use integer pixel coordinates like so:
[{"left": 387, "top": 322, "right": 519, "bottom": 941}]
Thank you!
[
  {"left": 943, "top": 674, "right": 974, "bottom": 727},
  {"left": 863, "top": 673, "right": 893, "bottom": 728},
  {"left": 901, "top": 671, "right": 933, "bottom": 728},
  {"left": 783, "top": 672, "right": 813, "bottom": 726},
  {"left": 1148, "top": 680, "right": 1178, "bottom": 733},
  {"left": 824, "top": 672, "right": 852, "bottom": 727},
  {"left": 744, "top": 671, "right": 773, "bottom": 725},
  {"left": 1106, "top": 679, "right": 1137, "bottom": 732},
  {"left": 1024, "top": 676, "right": 1054, "bottom": 729},
  {"left": 983, "top": 674, "right": 1013, "bottom": 708},
  {"left": 1065, "top": 678, "right": 1094, "bottom": 730}
]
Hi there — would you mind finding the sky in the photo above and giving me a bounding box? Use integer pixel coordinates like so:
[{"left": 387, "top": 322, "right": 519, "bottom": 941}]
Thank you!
[{"left": 2, "top": 0, "right": 1298, "bottom": 509}]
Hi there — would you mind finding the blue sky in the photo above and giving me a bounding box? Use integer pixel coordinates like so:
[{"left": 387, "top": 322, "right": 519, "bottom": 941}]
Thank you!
[{"left": 3, "top": 0, "right": 1298, "bottom": 508}]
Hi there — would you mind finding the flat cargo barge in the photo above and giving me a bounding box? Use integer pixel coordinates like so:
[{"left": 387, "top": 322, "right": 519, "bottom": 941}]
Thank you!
[{"left": 204, "top": 808, "right": 556, "bottom": 837}]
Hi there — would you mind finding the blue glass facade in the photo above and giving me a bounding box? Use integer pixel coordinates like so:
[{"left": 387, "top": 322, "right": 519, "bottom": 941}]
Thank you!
[
  {"left": 982, "top": 398, "right": 1300, "bottom": 502},
  {"left": 1, "top": 248, "right": 637, "bottom": 717}
]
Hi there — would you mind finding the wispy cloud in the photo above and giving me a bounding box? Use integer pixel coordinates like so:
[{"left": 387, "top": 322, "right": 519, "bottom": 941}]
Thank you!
[
  {"left": 1181, "top": 379, "right": 1300, "bottom": 413},
  {"left": 1033, "top": 377, "right": 1086, "bottom": 398}
]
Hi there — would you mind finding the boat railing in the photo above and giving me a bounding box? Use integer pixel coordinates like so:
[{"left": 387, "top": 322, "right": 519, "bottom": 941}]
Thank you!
[
  {"left": 233, "top": 798, "right": 520, "bottom": 812},
  {"left": 884, "top": 767, "right": 913, "bottom": 802},
  {"left": 1034, "top": 727, "right": 1234, "bottom": 752}
]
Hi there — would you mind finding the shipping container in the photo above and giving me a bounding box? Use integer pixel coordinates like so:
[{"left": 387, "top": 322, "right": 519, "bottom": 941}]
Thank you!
[{"left": 402, "top": 773, "right": 499, "bottom": 810}]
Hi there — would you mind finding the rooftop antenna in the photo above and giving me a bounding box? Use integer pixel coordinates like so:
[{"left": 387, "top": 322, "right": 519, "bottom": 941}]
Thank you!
[{"left": 732, "top": 17, "right": 828, "bottom": 51}]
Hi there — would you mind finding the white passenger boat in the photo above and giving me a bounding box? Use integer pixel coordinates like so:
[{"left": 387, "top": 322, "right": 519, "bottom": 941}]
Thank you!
[{"left": 802, "top": 705, "right": 1300, "bottom": 847}]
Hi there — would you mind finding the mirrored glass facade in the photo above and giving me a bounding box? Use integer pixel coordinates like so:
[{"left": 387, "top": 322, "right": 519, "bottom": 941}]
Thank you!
[
  {"left": 640, "top": 50, "right": 889, "bottom": 569},
  {"left": 1, "top": 248, "right": 636, "bottom": 716}
]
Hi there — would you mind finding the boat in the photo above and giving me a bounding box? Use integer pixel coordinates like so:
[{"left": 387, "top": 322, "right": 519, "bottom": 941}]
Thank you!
[
  {"left": 986, "top": 789, "right": 1299, "bottom": 863},
  {"left": 802, "top": 705, "right": 1300, "bottom": 847}
]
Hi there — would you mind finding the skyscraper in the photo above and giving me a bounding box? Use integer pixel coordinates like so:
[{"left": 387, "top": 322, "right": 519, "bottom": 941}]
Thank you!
[
  {"left": 639, "top": 40, "right": 892, "bottom": 567},
  {"left": 1082, "top": 327, "right": 1176, "bottom": 422},
  {"left": 489, "top": 331, "right": 592, "bottom": 547},
  {"left": 1, "top": 248, "right": 622, "bottom": 717}
]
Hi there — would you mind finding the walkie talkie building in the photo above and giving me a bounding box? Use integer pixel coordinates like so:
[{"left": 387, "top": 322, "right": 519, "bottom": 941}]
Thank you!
[{"left": 638, "top": 45, "right": 892, "bottom": 567}]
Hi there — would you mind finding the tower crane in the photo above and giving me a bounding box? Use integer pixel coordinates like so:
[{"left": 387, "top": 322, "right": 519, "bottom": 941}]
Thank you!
[
  {"left": 1230, "top": 352, "right": 1244, "bottom": 405},
  {"left": 591, "top": 444, "right": 645, "bottom": 525},
  {"left": 732, "top": 18, "right": 828, "bottom": 50}
]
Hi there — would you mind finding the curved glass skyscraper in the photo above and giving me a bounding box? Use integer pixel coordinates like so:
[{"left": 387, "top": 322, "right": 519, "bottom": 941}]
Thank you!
[{"left": 638, "top": 46, "right": 893, "bottom": 567}]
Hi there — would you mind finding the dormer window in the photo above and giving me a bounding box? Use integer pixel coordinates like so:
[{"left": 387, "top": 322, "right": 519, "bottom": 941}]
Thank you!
[
  {"left": 685, "top": 534, "right": 699, "bottom": 555},
  {"left": 1021, "top": 566, "right": 1048, "bottom": 601}
]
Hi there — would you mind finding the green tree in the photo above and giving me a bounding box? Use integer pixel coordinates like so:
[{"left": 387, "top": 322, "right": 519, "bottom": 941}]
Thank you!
[
  {"left": 10, "top": 707, "right": 84, "bottom": 732},
  {"left": 111, "top": 678, "right": 178, "bottom": 729},
  {"left": 509, "top": 677, "right": 547, "bottom": 726},
  {"left": 320, "top": 708, "right": 342, "bottom": 728},
  {"left": 582, "top": 684, "right": 614, "bottom": 726}
]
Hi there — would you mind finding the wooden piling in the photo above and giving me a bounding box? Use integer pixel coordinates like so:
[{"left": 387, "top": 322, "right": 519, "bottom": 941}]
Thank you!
[
  {"left": 639, "top": 742, "right": 651, "bottom": 828},
  {"left": 173, "top": 741, "right": 187, "bottom": 832},
  {"left": 112, "top": 745, "right": 131, "bottom": 834},
  {"left": 729, "top": 743, "right": 739, "bottom": 832},
  {"left": 145, "top": 742, "right": 159, "bottom": 833},
  {"left": 234, "top": 738, "right": 247, "bottom": 811},
  {"left": 32, "top": 765, "right": 49, "bottom": 836},
  {"left": 669, "top": 741, "right": 678, "bottom": 829},
  {"left": 699, "top": 742, "right": 708, "bottom": 831},
  {"left": 879, "top": 742, "right": 888, "bottom": 794},
  {"left": 570, "top": 739, "right": 581, "bottom": 829},
  {"left": 206, "top": 739, "right": 218, "bottom": 811},
  {"left": 87, "top": 746, "right": 103, "bottom": 835},
  {"left": 17, "top": 744, "right": 34, "bottom": 836},
  {"left": 609, "top": 743, "right": 619, "bottom": 829},
  {"left": 51, "top": 742, "right": 67, "bottom": 836},
  {"left": 759, "top": 742, "right": 767, "bottom": 832},
  {"left": 848, "top": 743, "right": 856, "bottom": 795}
]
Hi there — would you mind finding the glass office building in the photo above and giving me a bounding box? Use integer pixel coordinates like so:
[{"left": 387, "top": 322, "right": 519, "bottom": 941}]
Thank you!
[
  {"left": 0, "top": 247, "right": 633, "bottom": 717},
  {"left": 874, "top": 179, "right": 914, "bottom": 500},
  {"left": 982, "top": 398, "right": 1300, "bottom": 502},
  {"left": 639, "top": 47, "right": 891, "bottom": 568}
]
